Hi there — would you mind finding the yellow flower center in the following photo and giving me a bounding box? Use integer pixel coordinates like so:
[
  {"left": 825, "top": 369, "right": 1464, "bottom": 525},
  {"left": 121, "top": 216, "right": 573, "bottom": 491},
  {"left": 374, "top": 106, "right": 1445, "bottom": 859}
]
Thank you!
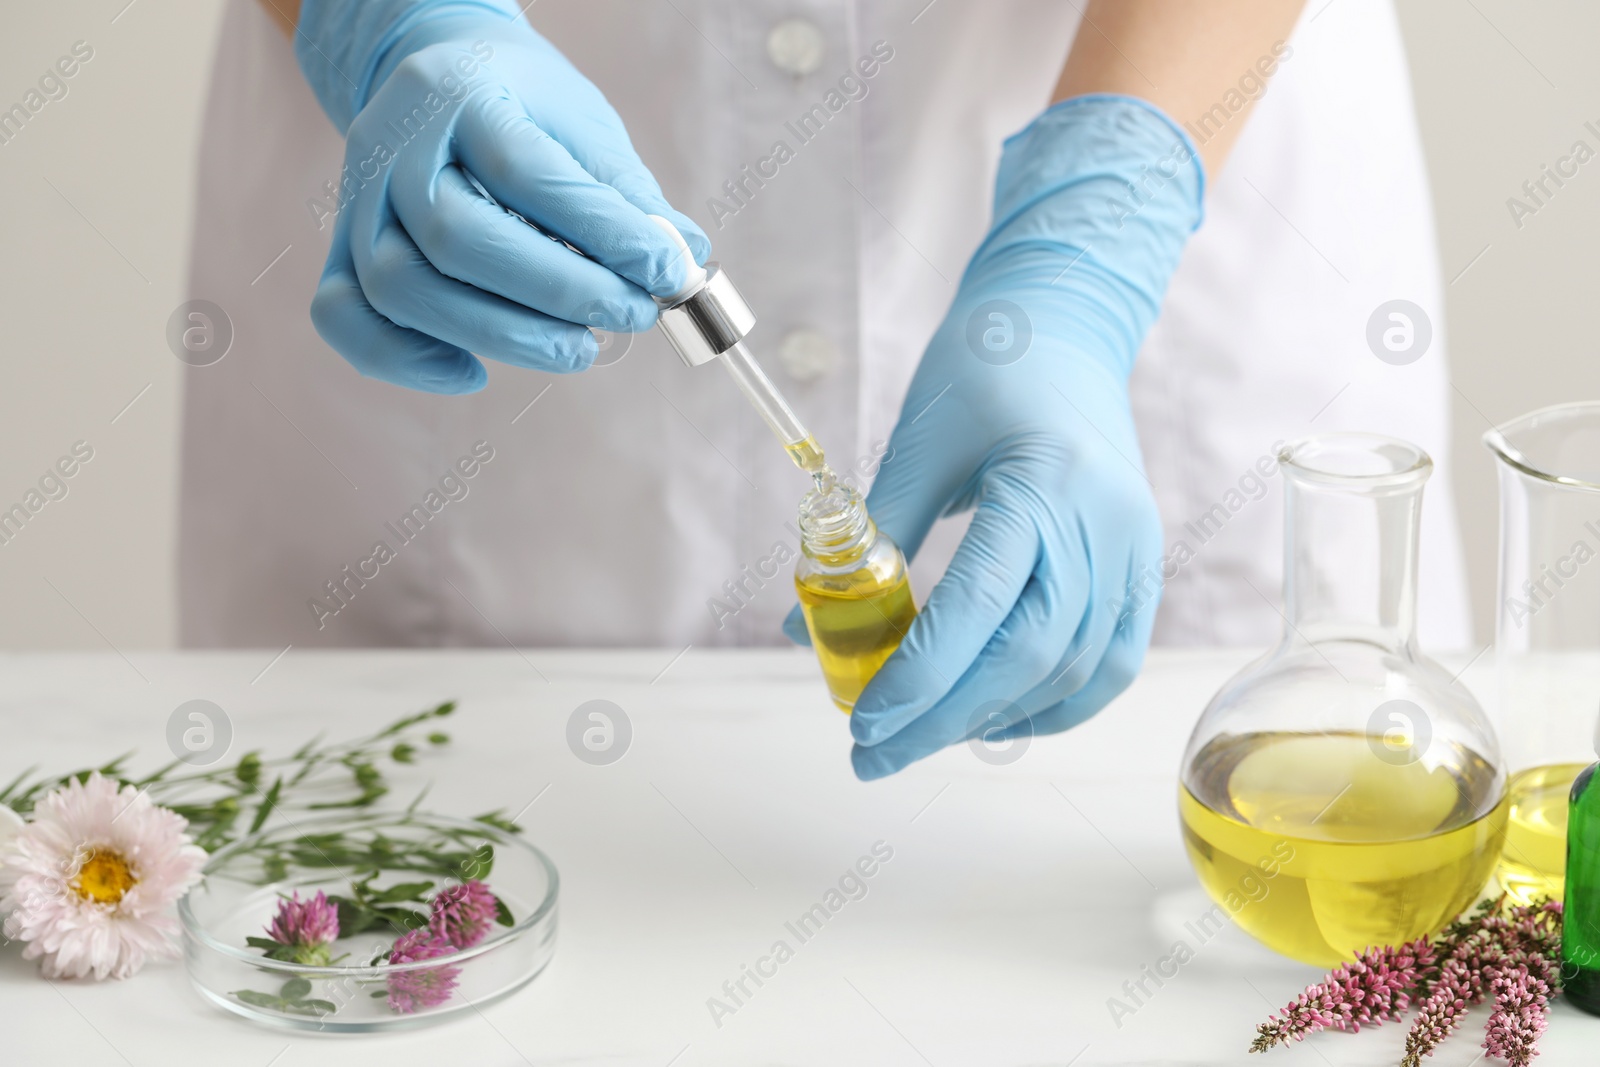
[{"left": 72, "top": 848, "right": 137, "bottom": 904}]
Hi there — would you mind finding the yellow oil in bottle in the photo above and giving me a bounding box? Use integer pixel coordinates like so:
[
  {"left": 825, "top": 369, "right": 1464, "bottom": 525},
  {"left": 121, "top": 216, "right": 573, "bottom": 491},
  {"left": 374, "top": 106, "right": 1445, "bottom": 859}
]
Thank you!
[
  {"left": 796, "top": 567, "right": 916, "bottom": 712},
  {"left": 1496, "top": 762, "right": 1588, "bottom": 905},
  {"left": 1180, "top": 731, "right": 1508, "bottom": 966},
  {"left": 793, "top": 449, "right": 915, "bottom": 711}
]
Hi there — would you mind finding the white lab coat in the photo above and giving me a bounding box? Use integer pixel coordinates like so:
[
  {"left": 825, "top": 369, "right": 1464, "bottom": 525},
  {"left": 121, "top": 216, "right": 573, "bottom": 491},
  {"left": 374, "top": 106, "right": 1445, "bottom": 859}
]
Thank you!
[{"left": 179, "top": 0, "right": 1471, "bottom": 650}]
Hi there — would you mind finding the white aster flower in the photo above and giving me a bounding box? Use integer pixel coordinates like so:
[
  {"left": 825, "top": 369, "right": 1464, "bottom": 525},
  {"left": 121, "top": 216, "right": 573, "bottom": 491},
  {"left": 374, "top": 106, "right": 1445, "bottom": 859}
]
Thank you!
[{"left": 0, "top": 773, "right": 206, "bottom": 980}]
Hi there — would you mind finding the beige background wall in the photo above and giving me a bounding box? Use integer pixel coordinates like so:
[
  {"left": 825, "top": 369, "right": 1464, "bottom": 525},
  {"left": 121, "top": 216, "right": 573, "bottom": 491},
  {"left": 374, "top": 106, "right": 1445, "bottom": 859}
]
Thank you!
[
  {"left": 1403, "top": 0, "right": 1600, "bottom": 647},
  {"left": 0, "top": 2, "right": 224, "bottom": 651},
  {"left": 0, "top": 0, "right": 1595, "bottom": 650}
]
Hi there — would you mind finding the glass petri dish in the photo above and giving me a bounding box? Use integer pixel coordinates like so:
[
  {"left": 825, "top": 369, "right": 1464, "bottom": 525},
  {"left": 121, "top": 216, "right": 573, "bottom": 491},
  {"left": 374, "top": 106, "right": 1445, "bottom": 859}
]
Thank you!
[{"left": 179, "top": 812, "right": 557, "bottom": 1032}]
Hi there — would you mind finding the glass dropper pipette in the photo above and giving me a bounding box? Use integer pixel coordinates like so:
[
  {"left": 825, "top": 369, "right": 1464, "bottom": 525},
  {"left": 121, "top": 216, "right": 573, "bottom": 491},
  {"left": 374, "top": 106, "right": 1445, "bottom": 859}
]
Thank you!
[
  {"left": 646, "top": 216, "right": 834, "bottom": 487},
  {"left": 717, "top": 339, "right": 829, "bottom": 479}
]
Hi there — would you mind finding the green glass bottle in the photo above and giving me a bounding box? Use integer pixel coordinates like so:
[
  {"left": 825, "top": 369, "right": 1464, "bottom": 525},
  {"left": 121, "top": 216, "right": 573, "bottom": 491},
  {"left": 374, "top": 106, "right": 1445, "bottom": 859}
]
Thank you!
[{"left": 1565, "top": 721, "right": 1600, "bottom": 1015}]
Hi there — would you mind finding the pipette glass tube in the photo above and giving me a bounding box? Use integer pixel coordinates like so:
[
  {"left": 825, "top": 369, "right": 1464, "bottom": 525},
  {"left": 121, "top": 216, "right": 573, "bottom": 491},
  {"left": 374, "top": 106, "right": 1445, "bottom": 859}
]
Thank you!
[
  {"left": 716, "top": 340, "right": 833, "bottom": 486},
  {"left": 638, "top": 213, "right": 834, "bottom": 485}
]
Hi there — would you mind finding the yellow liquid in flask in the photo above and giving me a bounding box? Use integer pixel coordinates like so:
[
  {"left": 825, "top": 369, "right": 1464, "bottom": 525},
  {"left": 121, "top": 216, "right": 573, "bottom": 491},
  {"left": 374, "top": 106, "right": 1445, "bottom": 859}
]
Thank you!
[
  {"left": 796, "top": 568, "right": 916, "bottom": 712},
  {"left": 1180, "top": 731, "right": 1507, "bottom": 966},
  {"left": 1497, "top": 762, "right": 1587, "bottom": 905}
]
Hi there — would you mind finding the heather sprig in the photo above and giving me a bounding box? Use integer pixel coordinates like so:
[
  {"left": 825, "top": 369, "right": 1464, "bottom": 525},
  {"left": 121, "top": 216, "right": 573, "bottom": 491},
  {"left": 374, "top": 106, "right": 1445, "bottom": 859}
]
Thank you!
[
  {"left": 1250, "top": 939, "right": 1434, "bottom": 1052},
  {"left": 1401, "top": 954, "right": 1487, "bottom": 1064},
  {"left": 1251, "top": 897, "right": 1564, "bottom": 1065},
  {"left": 1484, "top": 960, "right": 1553, "bottom": 1066}
]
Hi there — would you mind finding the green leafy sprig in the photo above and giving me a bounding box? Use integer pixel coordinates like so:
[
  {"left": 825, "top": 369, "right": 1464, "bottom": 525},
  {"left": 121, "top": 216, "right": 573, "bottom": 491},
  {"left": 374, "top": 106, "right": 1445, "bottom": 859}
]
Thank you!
[
  {"left": 0, "top": 702, "right": 463, "bottom": 852},
  {"left": 239, "top": 820, "right": 500, "bottom": 887}
]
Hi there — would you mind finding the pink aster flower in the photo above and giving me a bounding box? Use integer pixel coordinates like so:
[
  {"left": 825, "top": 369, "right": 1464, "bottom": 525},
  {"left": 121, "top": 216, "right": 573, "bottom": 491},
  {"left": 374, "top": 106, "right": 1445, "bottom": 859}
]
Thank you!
[
  {"left": 429, "top": 879, "right": 500, "bottom": 949},
  {"left": 0, "top": 773, "right": 206, "bottom": 980},
  {"left": 386, "top": 928, "right": 460, "bottom": 1013},
  {"left": 266, "top": 890, "right": 339, "bottom": 965}
]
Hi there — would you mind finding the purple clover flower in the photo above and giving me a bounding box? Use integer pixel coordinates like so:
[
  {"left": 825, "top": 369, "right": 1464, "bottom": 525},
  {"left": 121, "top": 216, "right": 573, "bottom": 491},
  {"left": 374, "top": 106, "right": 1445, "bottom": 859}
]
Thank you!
[
  {"left": 265, "top": 890, "right": 339, "bottom": 966},
  {"left": 386, "top": 928, "right": 461, "bottom": 1014},
  {"left": 429, "top": 879, "right": 501, "bottom": 950}
]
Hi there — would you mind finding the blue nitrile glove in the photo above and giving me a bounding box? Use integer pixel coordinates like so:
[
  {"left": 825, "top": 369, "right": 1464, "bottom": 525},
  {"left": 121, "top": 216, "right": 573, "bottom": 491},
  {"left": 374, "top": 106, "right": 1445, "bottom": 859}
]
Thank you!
[
  {"left": 784, "top": 95, "right": 1204, "bottom": 779},
  {"left": 294, "top": 0, "right": 709, "bottom": 392}
]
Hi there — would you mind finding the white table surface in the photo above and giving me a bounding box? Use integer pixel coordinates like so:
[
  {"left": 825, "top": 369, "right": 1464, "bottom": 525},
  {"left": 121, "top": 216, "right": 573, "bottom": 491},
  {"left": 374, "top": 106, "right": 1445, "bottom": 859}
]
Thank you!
[{"left": 2, "top": 648, "right": 1595, "bottom": 1066}]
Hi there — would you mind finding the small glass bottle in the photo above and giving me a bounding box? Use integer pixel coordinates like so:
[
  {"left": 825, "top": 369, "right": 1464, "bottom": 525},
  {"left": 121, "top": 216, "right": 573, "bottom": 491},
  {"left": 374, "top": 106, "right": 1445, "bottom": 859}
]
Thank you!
[
  {"left": 1564, "top": 715, "right": 1600, "bottom": 1015},
  {"left": 794, "top": 480, "right": 917, "bottom": 712}
]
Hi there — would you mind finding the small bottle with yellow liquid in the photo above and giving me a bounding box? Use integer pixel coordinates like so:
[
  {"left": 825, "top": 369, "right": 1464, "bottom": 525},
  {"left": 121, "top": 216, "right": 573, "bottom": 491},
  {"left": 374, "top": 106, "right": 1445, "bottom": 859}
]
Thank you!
[
  {"left": 1179, "top": 435, "right": 1507, "bottom": 967},
  {"left": 794, "top": 478, "right": 916, "bottom": 711},
  {"left": 636, "top": 215, "right": 913, "bottom": 711}
]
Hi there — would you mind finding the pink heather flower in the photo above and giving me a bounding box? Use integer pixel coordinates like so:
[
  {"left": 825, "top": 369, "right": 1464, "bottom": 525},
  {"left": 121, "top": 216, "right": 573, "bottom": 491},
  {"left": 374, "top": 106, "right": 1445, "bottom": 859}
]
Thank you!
[
  {"left": 0, "top": 773, "right": 206, "bottom": 980},
  {"left": 266, "top": 890, "right": 339, "bottom": 965},
  {"left": 1253, "top": 897, "right": 1563, "bottom": 1064},
  {"left": 1503, "top": 900, "right": 1563, "bottom": 959},
  {"left": 1251, "top": 939, "right": 1433, "bottom": 1052},
  {"left": 429, "top": 879, "right": 500, "bottom": 949},
  {"left": 1483, "top": 961, "right": 1552, "bottom": 1067},
  {"left": 1402, "top": 910, "right": 1534, "bottom": 1067},
  {"left": 386, "top": 928, "right": 460, "bottom": 1013},
  {"left": 1402, "top": 956, "right": 1483, "bottom": 1066}
]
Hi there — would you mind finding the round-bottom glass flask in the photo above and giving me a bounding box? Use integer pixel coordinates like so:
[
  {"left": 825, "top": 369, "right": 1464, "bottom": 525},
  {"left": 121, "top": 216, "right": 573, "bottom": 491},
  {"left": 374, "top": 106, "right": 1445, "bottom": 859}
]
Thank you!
[{"left": 1179, "top": 435, "right": 1506, "bottom": 966}]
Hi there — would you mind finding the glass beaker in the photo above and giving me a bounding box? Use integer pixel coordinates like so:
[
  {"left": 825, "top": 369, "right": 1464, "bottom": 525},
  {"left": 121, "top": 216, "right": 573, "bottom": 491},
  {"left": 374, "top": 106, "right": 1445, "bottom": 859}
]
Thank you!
[
  {"left": 1484, "top": 402, "right": 1600, "bottom": 904},
  {"left": 1179, "top": 434, "right": 1507, "bottom": 966}
]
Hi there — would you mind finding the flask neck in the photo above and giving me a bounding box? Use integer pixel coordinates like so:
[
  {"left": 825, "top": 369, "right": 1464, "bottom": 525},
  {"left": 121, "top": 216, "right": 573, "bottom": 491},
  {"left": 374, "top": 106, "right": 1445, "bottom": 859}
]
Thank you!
[
  {"left": 798, "top": 482, "right": 878, "bottom": 570},
  {"left": 1280, "top": 438, "right": 1429, "bottom": 654}
]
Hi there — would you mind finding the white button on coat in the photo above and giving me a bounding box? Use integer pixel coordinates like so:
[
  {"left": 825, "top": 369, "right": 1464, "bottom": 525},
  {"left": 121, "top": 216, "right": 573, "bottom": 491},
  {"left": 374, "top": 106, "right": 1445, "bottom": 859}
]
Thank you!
[
  {"left": 776, "top": 328, "right": 839, "bottom": 382},
  {"left": 765, "top": 18, "right": 826, "bottom": 77}
]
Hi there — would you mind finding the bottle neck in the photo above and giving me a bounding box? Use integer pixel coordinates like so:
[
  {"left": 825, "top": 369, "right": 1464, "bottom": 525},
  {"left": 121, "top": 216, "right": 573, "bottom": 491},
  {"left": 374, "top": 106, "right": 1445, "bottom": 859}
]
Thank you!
[
  {"left": 1282, "top": 475, "right": 1422, "bottom": 653},
  {"left": 798, "top": 483, "right": 878, "bottom": 570}
]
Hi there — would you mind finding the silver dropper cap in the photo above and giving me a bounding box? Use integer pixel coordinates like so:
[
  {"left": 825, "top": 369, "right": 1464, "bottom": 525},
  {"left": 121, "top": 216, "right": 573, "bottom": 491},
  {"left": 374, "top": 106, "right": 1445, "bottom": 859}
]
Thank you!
[
  {"left": 656, "top": 265, "right": 756, "bottom": 368},
  {"left": 646, "top": 215, "right": 755, "bottom": 368}
]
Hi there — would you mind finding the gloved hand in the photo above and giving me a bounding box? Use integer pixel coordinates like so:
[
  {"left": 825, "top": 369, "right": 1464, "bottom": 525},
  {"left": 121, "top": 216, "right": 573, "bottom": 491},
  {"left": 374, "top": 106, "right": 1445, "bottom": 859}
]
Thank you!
[
  {"left": 786, "top": 95, "right": 1204, "bottom": 779},
  {"left": 294, "top": 0, "right": 709, "bottom": 392}
]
